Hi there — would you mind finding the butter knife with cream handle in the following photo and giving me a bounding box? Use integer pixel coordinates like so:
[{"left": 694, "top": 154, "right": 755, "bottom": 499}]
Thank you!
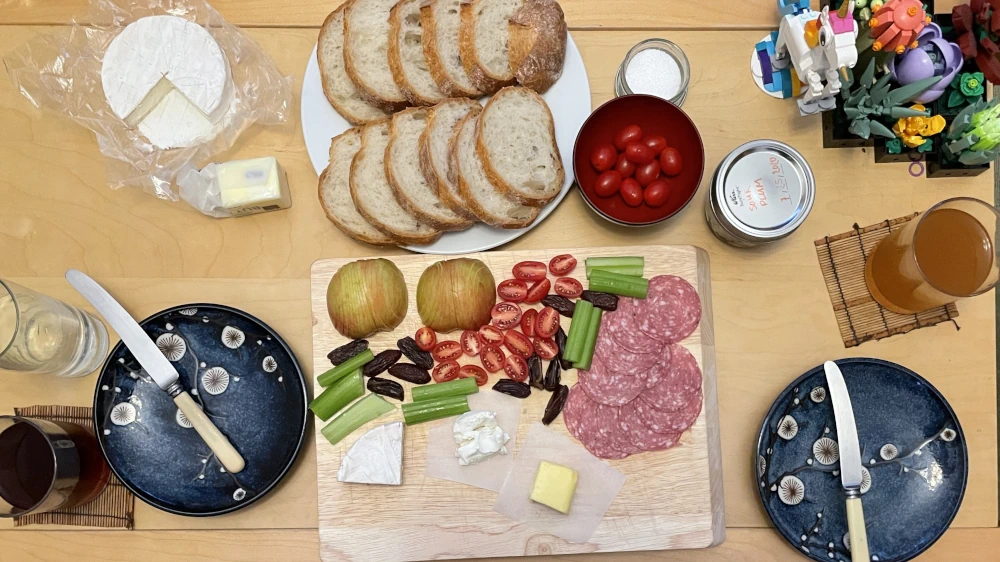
[{"left": 824, "top": 360, "right": 868, "bottom": 562}]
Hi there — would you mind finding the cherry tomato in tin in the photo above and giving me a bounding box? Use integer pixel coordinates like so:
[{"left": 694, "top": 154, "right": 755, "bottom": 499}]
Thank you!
[
  {"left": 644, "top": 135, "right": 667, "bottom": 153},
  {"left": 535, "top": 307, "right": 560, "bottom": 339},
  {"left": 625, "top": 141, "right": 656, "bottom": 165},
  {"left": 478, "top": 325, "right": 504, "bottom": 345},
  {"left": 614, "top": 124, "right": 643, "bottom": 151},
  {"left": 593, "top": 170, "right": 622, "bottom": 198},
  {"left": 620, "top": 178, "right": 644, "bottom": 207},
  {"left": 491, "top": 302, "right": 522, "bottom": 330},
  {"left": 503, "top": 354, "right": 529, "bottom": 382},
  {"left": 458, "top": 364, "right": 489, "bottom": 386},
  {"left": 533, "top": 336, "right": 559, "bottom": 360},
  {"left": 480, "top": 345, "right": 506, "bottom": 373},
  {"left": 590, "top": 144, "right": 618, "bottom": 173},
  {"left": 524, "top": 278, "right": 551, "bottom": 304},
  {"left": 432, "top": 360, "right": 460, "bottom": 383},
  {"left": 512, "top": 261, "right": 547, "bottom": 281},
  {"left": 414, "top": 327, "right": 436, "bottom": 351},
  {"left": 460, "top": 330, "right": 482, "bottom": 356},
  {"left": 432, "top": 340, "right": 462, "bottom": 362},
  {"left": 553, "top": 277, "right": 583, "bottom": 298},
  {"left": 504, "top": 329, "right": 535, "bottom": 359},
  {"left": 548, "top": 254, "right": 577, "bottom": 275},
  {"left": 497, "top": 279, "right": 527, "bottom": 303},
  {"left": 644, "top": 179, "right": 670, "bottom": 208},
  {"left": 520, "top": 308, "right": 537, "bottom": 338},
  {"left": 614, "top": 152, "right": 635, "bottom": 178},
  {"left": 660, "top": 147, "right": 683, "bottom": 177},
  {"left": 635, "top": 160, "right": 661, "bottom": 188}
]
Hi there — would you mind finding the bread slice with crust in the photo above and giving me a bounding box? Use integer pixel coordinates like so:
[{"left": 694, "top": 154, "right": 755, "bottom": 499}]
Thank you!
[
  {"left": 317, "top": 7, "right": 390, "bottom": 124},
  {"left": 420, "top": 0, "right": 482, "bottom": 98},
  {"left": 344, "top": 0, "right": 409, "bottom": 113},
  {"left": 477, "top": 86, "right": 564, "bottom": 206},
  {"left": 419, "top": 98, "right": 481, "bottom": 220},
  {"left": 389, "top": 0, "right": 447, "bottom": 106},
  {"left": 451, "top": 113, "right": 539, "bottom": 229},
  {"left": 459, "top": 0, "right": 523, "bottom": 94},
  {"left": 508, "top": 0, "right": 567, "bottom": 93},
  {"left": 319, "top": 128, "right": 396, "bottom": 246},
  {"left": 351, "top": 122, "right": 441, "bottom": 245},
  {"left": 386, "top": 107, "right": 473, "bottom": 231}
]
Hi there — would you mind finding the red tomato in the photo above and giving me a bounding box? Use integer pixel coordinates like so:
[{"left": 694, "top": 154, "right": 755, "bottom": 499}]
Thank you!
[
  {"left": 414, "top": 327, "right": 436, "bottom": 351},
  {"left": 533, "top": 336, "right": 558, "bottom": 360},
  {"left": 590, "top": 144, "right": 618, "bottom": 172},
  {"left": 503, "top": 354, "right": 529, "bottom": 382},
  {"left": 644, "top": 135, "right": 667, "bottom": 153},
  {"left": 614, "top": 152, "right": 635, "bottom": 178},
  {"left": 512, "top": 261, "right": 547, "bottom": 281},
  {"left": 548, "top": 254, "right": 577, "bottom": 275},
  {"left": 432, "top": 340, "right": 462, "bottom": 362},
  {"left": 480, "top": 345, "right": 506, "bottom": 373},
  {"left": 660, "top": 147, "right": 683, "bottom": 177},
  {"left": 460, "top": 330, "right": 482, "bottom": 356},
  {"left": 535, "top": 307, "right": 560, "bottom": 339},
  {"left": 614, "top": 124, "right": 643, "bottom": 151},
  {"left": 554, "top": 277, "right": 583, "bottom": 298},
  {"left": 621, "top": 178, "right": 644, "bottom": 207},
  {"left": 593, "top": 170, "right": 622, "bottom": 197},
  {"left": 458, "top": 364, "right": 489, "bottom": 386},
  {"left": 491, "top": 302, "right": 522, "bottom": 330},
  {"left": 504, "top": 329, "right": 535, "bottom": 359},
  {"left": 478, "top": 325, "right": 504, "bottom": 345},
  {"left": 524, "top": 278, "right": 551, "bottom": 304},
  {"left": 635, "top": 160, "right": 661, "bottom": 188},
  {"left": 625, "top": 141, "right": 655, "bottom": 165},
  {"left": 432, "top": 360, "right": 461, "bottom": 383},
  {"left": 644, "top": 179, "right": 670, "bottom": 208},
  {"left": 520, "top": 308, "right": 537, "bottom": 338},
  {"left": 496, "top": 279, "right": 527, "bottom": 303}
]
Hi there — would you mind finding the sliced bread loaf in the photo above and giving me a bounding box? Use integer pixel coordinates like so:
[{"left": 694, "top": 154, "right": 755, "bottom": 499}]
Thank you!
[
  {"left": 477, "top": 86, "right": 564, "bottom": 206},
  {"left": 419, "top": 98, "right": 481, "bottom": 220},
  {"left": 452, "top": 113, "right": 539, "bottom": 229},
  {"left": 344, "top": 0, "right": 409, "bottom": 113},
  {"left": 351, "top": 122, "right": 441, "bottom": 245},
  {"left": 459, "top": 0, "right": 523, "bottom": 94},
  {"left": 386, "top": 108, "right": 473, "bottom": 231},
  {"left": 317, "top": 7, "right": 390, "bottom": 124},
  {"left": 319, "top": 129, "right": 396, "bottom": 246},
  {"left": 421, "top": 0, "right": 482, "bottom": 98},
  {"left": 389, "top": 0, "right": 446, "bottom": 106},
  {"left": 508, "top": 0, "right": 567, "bottom": 93}
]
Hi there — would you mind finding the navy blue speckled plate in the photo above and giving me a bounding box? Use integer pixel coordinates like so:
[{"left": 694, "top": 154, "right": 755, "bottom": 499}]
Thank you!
[
  {"left": 755, "top": 358, "right": 967, "bottom": 562},
  {"left": 93, "top": 304, "right": 308, "bottom": 517}
]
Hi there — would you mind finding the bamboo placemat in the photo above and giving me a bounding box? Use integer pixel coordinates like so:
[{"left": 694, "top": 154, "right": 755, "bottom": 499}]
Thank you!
[
  {"left": 12, "top": 405, "right": 135, "bottom": 529},
  {"left": 815, "top": 214, "right": 960, "bottom": 348}
]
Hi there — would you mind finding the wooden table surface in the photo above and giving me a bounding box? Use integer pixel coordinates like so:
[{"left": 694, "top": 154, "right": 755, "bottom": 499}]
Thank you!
[{"left": 0, "top": 1, "right": 996, "bottom": 560}]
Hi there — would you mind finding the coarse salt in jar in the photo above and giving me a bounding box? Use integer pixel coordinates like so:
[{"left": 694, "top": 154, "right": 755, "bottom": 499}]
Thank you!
[{"left": 615, "top": 39, "right": 690, "bottom": 106}]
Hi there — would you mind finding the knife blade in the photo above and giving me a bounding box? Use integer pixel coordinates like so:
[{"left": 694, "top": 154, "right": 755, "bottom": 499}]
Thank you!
[
  {"left": 824, "top": 360, "right": 869, "bottom": 562},
  {"left": 66, "top": 270, "right": 245, "bottom": 474}
]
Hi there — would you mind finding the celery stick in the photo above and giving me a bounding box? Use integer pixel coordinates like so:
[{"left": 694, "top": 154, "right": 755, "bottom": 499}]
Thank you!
[
  {"left": 318, "top": 349, "right": 373, "bottom": 387},
  {"left": 563, "top": 300, "right": 593, "bottom": 363},
  {"left": 585, "top": 257, "right": 644, "bottom": 277},
  {"left": 586, "top": 264, "right": 645, "bottom": 278},
  {"left": 401, "top": 395, "right": 470, "bottom": 425},
  {"left": 411, "top": 376, "right": 478, "bottom": 402},
  {"left": 309, "top": 370, "right": 364, "bottom": 421},
  {"left": 589, "top": 269, "right": 649, "bottom": 289},
  {"left": 588, "top": 275, "right": 649, "bottom": 299},
  {"left": 320, "top": 393, "right": 395, "bottom": 445},
  {"left": 572, "top": 309, "right": 603, "bottom": 371}
]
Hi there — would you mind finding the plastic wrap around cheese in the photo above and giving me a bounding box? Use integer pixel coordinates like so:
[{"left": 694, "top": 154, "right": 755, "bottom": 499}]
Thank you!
[{"left": 178, "top": 157, "right": 291, "bottom": 218}]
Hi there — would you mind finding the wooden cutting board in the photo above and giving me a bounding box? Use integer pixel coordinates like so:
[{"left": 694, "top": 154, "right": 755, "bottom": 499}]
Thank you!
[{"left": 310, "top": 245, "right": 725, "bottom": 561}]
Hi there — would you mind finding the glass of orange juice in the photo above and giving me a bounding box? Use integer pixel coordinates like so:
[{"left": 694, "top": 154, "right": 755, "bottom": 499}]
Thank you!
[{"left": 865, "top": 197, "right": 1000, "bottom": 314}]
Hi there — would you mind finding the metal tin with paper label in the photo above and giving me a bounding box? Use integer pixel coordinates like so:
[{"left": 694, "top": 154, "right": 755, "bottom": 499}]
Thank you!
[{"left": 706, "top": 140, "right": 815, "bottom": 247}]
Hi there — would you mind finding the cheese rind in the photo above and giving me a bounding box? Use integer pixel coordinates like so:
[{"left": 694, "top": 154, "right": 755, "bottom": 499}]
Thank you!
[
  {"left": 530, "top": 460, "right": 578, "bottom": 514},
  {"left": 337, "top": 422, "right": 403, "bottom": 485}
]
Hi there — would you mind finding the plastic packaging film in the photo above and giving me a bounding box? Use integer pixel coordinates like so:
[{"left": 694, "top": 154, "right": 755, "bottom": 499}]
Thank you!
[{"left": 2, "top": 0, "right": 293, "bottom": 201}]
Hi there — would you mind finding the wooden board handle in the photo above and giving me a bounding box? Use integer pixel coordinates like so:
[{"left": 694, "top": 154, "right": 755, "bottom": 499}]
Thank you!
[
  {"left": 174, "top": 392, "right": 246, "bottom": 474},
  {"left": 846, "top": 495, "right": 869, "bottom": 562}
]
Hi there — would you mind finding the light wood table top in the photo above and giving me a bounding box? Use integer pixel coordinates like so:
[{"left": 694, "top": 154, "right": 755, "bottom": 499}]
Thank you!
[{"left": 0, "top": 1, "right": 996, "bottom": 560}]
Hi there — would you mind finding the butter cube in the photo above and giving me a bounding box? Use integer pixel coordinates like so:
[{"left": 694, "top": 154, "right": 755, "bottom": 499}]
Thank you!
[
  {"left": 530, "top": 460, "right": 578, "bottom": 514},
  {"left": 217, "top": 157, "right": 291, "bottom": 217}
]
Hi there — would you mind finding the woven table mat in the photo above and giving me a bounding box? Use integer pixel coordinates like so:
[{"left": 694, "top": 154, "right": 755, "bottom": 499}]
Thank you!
[
  {"left": 12, "top": 405, "right": 134, "bottom": 529},
  {"left": 815, "top": 213, "right": 960, "bottom": 348}
]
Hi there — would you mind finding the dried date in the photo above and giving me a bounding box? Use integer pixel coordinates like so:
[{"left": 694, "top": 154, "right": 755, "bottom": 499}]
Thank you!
[
  {"left": 543, "top": 359, "right": 561, "bottom": 391},
  {"left": 327, "top": 339, "right": 369, "bottom": 365},
  {"left": 541, "top": 295, "right": 575, "bottom": 317},
  {"left": 387, "top": 363, "right": 431, "bottom": 384},
  {"left": 362, "top": 349, "right": 402, "bottom": 377},
  {"left": 528, "top": 354, "right": 544, "bottom": 390},
  {"left": 367, "top": 377, "right": 404, "bottom": 401},
  {"left": 542, "top": 384, "right": 569, "bottom": 425},
  {"left": 554, "top": 326, "right": 572, "bottom": 371},
  {"left": 581, "top": 290, "right": 618, "bottom": 311},
  {"left": 492, "top": 378, "right": 531, "bottom": 399},
  {"left": 397, "top": 336, "right": 434, "bottom": 370}
]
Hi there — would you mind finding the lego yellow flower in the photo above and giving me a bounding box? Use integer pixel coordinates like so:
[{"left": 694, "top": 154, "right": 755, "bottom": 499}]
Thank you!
[{"left": 893, "top": 105, "right": 946, "bottom": 148}]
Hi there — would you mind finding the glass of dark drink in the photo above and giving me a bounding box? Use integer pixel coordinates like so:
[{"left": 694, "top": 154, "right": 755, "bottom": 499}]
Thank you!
[{"left": 0, "top": 416, "right": 111, "bottom": 517}]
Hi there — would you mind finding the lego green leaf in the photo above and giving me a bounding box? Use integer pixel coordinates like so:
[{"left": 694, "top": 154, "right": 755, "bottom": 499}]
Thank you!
[
  {"left": 886, "top": 138, "right": 902, "bottom": 154},
  {"left": 948, "top": 90, "right": 968, "bottom": 108},
  {"left": 859, "top": 58, "right": 876, "bottom": 88},
  {"left": 917, "top": 139, "right": 933, "bottom": 153},
  {"left": 848, "top": 118, "right": 872, "bottom": 139},
  {"left": 869, "top": 120, "right": 896, "bottom": 139},
  {"left": 844, "top": 107, "right": 862, "bottom": 119},
  {"left": 884, "top": 76, "right": 942, "bottom": 106},
  {"left": 885, "top": 106, "right": 930, "bottom": 119}
]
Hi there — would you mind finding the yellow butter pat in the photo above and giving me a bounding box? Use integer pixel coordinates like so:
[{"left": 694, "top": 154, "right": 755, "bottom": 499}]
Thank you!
[
  {"left": 217, "top": 157, "right": 292, "bottom": 217},
  {"left": 530, "top": 460, "right": 578, "bottom": 514}
]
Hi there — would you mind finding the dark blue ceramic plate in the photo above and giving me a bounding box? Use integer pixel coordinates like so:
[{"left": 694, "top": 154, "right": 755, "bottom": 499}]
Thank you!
[
  {"left": 755, "top": 358, "right": 967, "bottom": 562},
  {"left": 93, "top": 304, "right": 308, "bottom": 517}
]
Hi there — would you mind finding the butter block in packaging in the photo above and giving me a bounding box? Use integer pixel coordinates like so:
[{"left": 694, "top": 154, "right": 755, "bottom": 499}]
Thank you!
[
  {"left": 530, "top": 460, "right": 578, "bottom": 514},
  {"left": 178, "top": 156, "right": 291, "bottom": 218}
]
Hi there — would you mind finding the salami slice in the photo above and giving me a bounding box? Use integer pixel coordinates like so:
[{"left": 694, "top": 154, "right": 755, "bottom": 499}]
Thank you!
[
  {"left": 562, "top": 383, "right": 592, "bottom": 443},
  {"left": 635, "top": 388, "right": 703, "bottom": 434},
  {"left": 639, "top": 344, "right": 673, "bottom": 389},
  {"left": 604, "top": 298, "right": 663, "bottom": 354},
  {"left": 594, "top": 329, "right": 660, "bottom": 374},
  {"left": 635, "top": 276, "right": 702, "bottom": 344},
  {"left": 564, "top": 385, "right": 632, "bottom": 459},
  {"left": 641, "top": 345, "right": 702, "bottom": 411},
  {"left": 578, "top": 356, "right": 647, "bottom": 406},
  {"left": 618, "top": 401, "right": 681, "bottom": 451}
]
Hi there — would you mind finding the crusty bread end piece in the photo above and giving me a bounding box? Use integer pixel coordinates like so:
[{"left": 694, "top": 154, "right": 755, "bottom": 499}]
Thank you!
[
  {"left": 421, "top": 0, "right": 482, "bottom": 98},
  {"left": 319, "top": 129, "right": 396, "bottom": 246},
  {"left": 459, "top": 0, "right": 522, "bottom": 95},
  {"left": 388, "top": 0, "right": 447, "bottom": 106},
  {"left": 344, "top": 0, "right": 410, "bottom": 113},
  {"left": 508, "top": 0, "right": 567, "bottom": 93},
  {"left": 317, "top": 7, "right": 390, "bottom": 124},
  {"left": 419, "top": 98, "right": 482, "bottom": 221}
]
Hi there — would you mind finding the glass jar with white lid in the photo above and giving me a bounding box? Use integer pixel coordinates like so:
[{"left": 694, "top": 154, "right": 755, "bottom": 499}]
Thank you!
[{"left": 615, "top": 39, "right": 691, "bottom": 106}]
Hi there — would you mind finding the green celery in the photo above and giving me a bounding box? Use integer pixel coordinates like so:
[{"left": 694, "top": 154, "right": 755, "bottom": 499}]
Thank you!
[
  {"left": 411, "top": 376, "right": 478, "bottom": 402},
  {"left": 587, "top": 275, "right": 649, "bottom": 299},
  {"left": 562, "top": 300, "right": 593, "bottom": 363},
  {"left": 572, "top": 309, "right": 604, "bottom": 371},
  {"left": 586, "top": 264, "right": 644, "bottom": 278},
  {"left": 309, "top": 370, "right": 364, "bottom": 421},
  {"left": 588, "top": 269, "right": 649, "bottom": 289},
  {"left": 320, "top": 393, "right": 395, "bottom": 445},
  {"left": 585, "top": 257, "right": 644, "bottom": 278},
  {"left": 401, "top": 395, "right": 470, "bottom": 425},
  {"left": 317, "top": 349, "right": 373, "bottom": 387}
]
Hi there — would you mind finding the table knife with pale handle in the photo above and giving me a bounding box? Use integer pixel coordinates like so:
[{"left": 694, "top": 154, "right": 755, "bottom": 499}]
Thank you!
[{"left": 824, "top": 360, "right": 868, "bottom": 562}]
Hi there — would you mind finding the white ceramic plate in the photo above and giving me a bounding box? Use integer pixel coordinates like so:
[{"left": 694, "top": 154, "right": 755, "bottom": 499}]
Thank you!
[{"left": 301, "top": 33, "right": 591, "bottom": 254}]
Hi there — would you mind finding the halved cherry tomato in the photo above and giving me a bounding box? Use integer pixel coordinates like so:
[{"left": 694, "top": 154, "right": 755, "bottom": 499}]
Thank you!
[
  {"left": 458, "top": 364, "right": 489, "bottom": 386},
  {"left": 590, "top": 144, "right": 617, "bottom": 172},
  {"left": 554, "top": 277, "right": 583, "bottom": 298},
  {"left": 432, "top": 340, "right": 462, "bottom": 362},
  {"left": 512, "top": 261, "right": 547, "bottom": 281},
  {"left": 524, "top": 278, "right": 551, "bottom": 304},
  {"left": 478, "top": 325, "right": 504, "bottom": 345},
  {"left": 503, "top": 354, "right": 529, "bottom": 382},
  {"left": 548, "top": 254, "right": 577, "bottom": 275},
  {"left": 504, "top": 329, "right": 535, "bottom": 359},
  {"left": 614, "top": 152, "right": 635, "bottom": 178},
  {"left": 625, "top": 141, "right": 655, "bottom": 165},
  {"left": 415, "top": 327, "right": 436, "bottom": 351},
  {"left": 533, "top": 336, "right": 558, "bottom": 360},
  {"left": 635, "top": 160, "right": 661, "bottom": 188},
  {"left": 491, "top": 302, "right": 522, "bottom": 330},
  {"left": 660, "top": 147, "right": 683, "bottom": 177},
  {"left": 594, "top": 170, "right": 622, "bottom": 197},
  {"left": 620, "top": 178, "right": 644, "bottom": 207},
  {"left": 644, "top": 135, "right": 667, "bottom": 153},
  {"left": 497, "top": 279, "right": 528, "bottom": 303},
  {"left": 460, "top": 330, "right": 482, "bottom": 356},
  {"left": 535, "top": 307, "right": 560, "bottom": 339},
  {"left": 644, "top": 179, "right": 670, "bottom": 208},
  {"left": 520, "top": 308, "right": 537, "bottom": 338},
  {"left": 614, "top": 124, "right": 643, "bottom": 151},
  {"left": 480, "top": 345, "right": 505, "bottom": 373},
  {"left": 432, "top": 360, "right": 461, "bottom": 382}
]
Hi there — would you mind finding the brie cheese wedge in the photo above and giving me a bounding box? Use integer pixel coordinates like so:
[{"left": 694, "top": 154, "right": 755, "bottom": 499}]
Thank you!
[{"left": 337, "top": 422, "right": 403, "bottom": 486}]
